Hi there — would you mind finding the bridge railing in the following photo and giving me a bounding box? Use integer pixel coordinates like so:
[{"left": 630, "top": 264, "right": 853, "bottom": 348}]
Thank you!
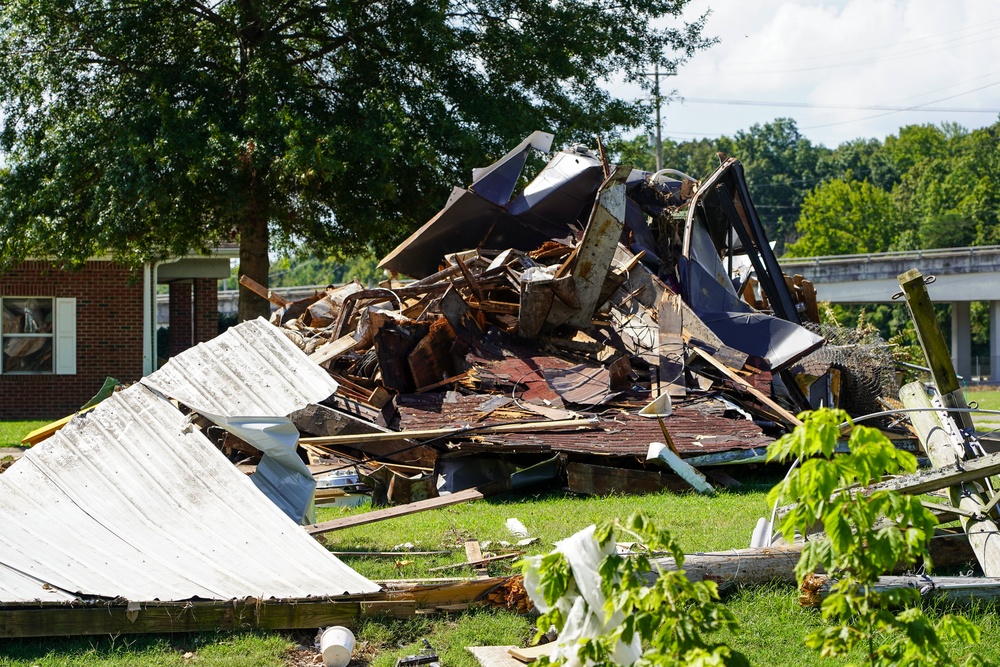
[{"left": 780, "top": 245, "right": 1000, "bottom": 266}]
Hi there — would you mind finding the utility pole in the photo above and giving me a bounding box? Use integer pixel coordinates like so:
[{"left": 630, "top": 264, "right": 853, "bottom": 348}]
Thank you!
[
  {"left": 641, "top": 65, "right": 672, "bottom": 171},
  {"left": 653, "top": 64, "right": 662, "bottom": 171}
]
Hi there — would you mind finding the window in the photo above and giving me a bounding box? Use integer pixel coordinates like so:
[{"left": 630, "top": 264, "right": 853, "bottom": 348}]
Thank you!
[{"left": 0, "top": 297, "right": 75, "bottom": 375}]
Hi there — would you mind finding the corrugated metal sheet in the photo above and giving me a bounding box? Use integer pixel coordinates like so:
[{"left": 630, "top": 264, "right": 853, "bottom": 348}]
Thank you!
[
  {"left": 141, "top": 317, "right": 338, "bottom": 416},
  {"left": 0, "top": 383, "right": 378, "bottom": 603}
]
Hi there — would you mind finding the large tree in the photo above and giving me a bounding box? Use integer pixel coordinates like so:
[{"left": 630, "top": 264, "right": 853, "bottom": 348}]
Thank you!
[{"left": 0, "top": 0, "right": 714, "bottom": 319}]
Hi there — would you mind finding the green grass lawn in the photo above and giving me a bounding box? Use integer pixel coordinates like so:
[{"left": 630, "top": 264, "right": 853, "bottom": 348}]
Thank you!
[
  {"left": 965, "top": 387, "right": 1000, "bottom": 433},
  {"left": 1, "top": 418, "right": 997, "bottom": 667},
  {"left": 0, "top": 420, "right": 46, "bottom": 448}
]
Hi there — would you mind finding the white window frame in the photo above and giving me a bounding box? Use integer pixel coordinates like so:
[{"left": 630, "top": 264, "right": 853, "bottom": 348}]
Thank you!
[{"left": 0, "top": 297, "right": 76, "bottom": 375}]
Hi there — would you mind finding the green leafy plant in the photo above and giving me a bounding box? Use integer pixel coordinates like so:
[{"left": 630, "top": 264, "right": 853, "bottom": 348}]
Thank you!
[
  {"left": 768, "top": 408, "right": 990, "bottom": 666},
  {"left": 524, "top": 514, "right": 748, "bottom": 667}
]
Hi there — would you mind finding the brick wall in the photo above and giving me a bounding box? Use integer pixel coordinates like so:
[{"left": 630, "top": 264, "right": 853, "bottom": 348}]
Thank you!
[
  {"left": 193, "top": 278, "right": 218, "bottom": 344},
  {"left": 0, "top": 261, "right": 145, "bottom": 420}
]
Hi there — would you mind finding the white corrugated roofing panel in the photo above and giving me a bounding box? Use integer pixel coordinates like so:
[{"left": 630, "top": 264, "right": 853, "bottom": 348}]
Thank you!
[
  {"left": 0, "top": 383, "right": 378, "bottom": 603},
  {"left": 140, "top": 317, "right": 338, "bottom": 416}
]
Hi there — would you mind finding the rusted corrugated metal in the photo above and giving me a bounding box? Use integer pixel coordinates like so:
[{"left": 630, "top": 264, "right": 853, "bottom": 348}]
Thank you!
[
  {"left": 395, "top": 393, "right": 771, "bottom": 457},
  {"left": 0, "top": 383, "right": 378, "bottom": 603},
  {"left": 141, "top": 317, "right": 338, "bottom": 415}
]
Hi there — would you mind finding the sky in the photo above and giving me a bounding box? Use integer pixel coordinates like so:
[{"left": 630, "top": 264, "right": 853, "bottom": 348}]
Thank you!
[{"left": 618, "top": 0, "right": 1000, "bottom": 148}]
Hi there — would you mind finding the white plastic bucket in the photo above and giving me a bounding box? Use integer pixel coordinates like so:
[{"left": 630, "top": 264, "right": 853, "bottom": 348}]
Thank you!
[{"left": 320, "top": 626, "right": 356, "bottom": 667}]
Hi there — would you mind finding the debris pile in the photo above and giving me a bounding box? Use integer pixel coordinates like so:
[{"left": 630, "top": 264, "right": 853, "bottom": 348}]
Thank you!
[{"left": 248, "top": 132, "right": 903, "bottom": 500}]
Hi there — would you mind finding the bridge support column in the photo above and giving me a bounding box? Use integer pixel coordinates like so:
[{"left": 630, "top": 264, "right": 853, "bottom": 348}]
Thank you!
[
  {"left": 991, "top": 301, "right": 1000, "bottom": 383},
  {"left": 951, "top": 301, "right": 972, "bottom": 381}
]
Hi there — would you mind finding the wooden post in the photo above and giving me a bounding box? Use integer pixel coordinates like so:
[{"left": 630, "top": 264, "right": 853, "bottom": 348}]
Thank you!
[
  {"left": 900, "top": 381, "right": 1000, "bottom": 576},
  {"left": 898, "top": 269, "right": 975, "bottom": 431}
]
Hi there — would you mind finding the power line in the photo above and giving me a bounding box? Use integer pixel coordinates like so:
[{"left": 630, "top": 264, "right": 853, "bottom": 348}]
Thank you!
[{"left": 678, "top": 97, "right": 1000, "bottom": 114}]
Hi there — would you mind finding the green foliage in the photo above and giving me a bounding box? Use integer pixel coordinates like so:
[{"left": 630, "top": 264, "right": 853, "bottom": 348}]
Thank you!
[
  {"left": 768, "top": 409, "right": 990, "bottom": 667},
  {"left": 0, "top": 0, "right": 715, "bottom": 283},
  {"left": 717, "top": 118, "right": 829, "bottom": 251},
  {"left": 528, "top": 514, "right": 748, "bottom": 667},
  {"left": 787, "top": 177, "right": 900, "bottom": 256}
]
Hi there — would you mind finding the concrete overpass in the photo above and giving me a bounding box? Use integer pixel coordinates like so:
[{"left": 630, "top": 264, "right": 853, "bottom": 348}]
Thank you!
[{"left": 781, "top": 245, "right": 1000, "bottom": 382}]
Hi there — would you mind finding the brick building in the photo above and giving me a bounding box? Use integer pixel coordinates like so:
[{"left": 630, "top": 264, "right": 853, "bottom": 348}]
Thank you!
[{"left": 1, "top": 251, "right": 235, "bottom": 419}]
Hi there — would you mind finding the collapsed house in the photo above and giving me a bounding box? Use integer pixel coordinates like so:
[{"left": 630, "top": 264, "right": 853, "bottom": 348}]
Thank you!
[{"left": 257, "top": 132, "right": 898, "bottom": 500}]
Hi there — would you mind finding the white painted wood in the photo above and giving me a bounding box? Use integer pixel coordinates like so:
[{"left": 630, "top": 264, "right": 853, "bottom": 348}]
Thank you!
[{"left": 54, "top": 297, "right": 76, "bottom": 375}]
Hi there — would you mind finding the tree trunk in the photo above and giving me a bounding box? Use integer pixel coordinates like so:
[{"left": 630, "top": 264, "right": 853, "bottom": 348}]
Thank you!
[{"left": 238, "top": 208, "right": 270, "bottom": 322}]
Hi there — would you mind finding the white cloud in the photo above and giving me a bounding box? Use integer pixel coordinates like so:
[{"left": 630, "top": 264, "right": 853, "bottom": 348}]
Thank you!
[{"left": 640, "top": 0, "right": 1000, "bottom": 146}]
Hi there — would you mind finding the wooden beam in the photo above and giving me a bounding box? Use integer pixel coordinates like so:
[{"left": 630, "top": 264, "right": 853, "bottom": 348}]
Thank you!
[
  {"left": 859, "top": 451, "right": 1000, "bottom": 498},
  {"left": 238, "top": 275, "right": 290, "bottom": 307},
  {"left": 299, "top": 418, "right": 598, "bottom": 447},
  {"left": 689, "top": 346, "right": 802, "bottom": 427},
  {"left": 0, "top": 598, "right": 413, "bottom": 638}
]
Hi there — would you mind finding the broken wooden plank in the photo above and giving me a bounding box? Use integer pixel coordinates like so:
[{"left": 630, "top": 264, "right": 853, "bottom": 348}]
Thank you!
[
  {"left": 658, "top": 291, "right": 686, "bottom": 399},
  {"left": 309, "top": 334, "right": 360, "bottom": 366},
  {"left": 428, "top": 553, "right": 520, "bottom": 573},
  {"left": 690, "top": 345, "right": 802, "bottom": 427},
  {"left": 859, "top": 451, "right": 1000, "bottom": 498},
  {"left": 468, "top": 646, "right": 529, "bottom": 667},
  {"left": 299, "top": 418, "right": 599, "bottom": 447},
  {"left": 238, "top": 274, "right": 290, "bottom": 307},
  {"left": 408, "top": 318, "right": 455, "bottom": 391},
  {"left": 307, "top": 487, "right": 487, "bottom": 535},
  {"left": 546, "top": 168, "right": 630, "bottom": 328},
  {"left": 508, "top": 644, "right": 555, "bottom": 663},
  {"left": 289, "top": 403, "right": 438, "bottom": 469},
  {"left": 646, "top": 442, "right": 714, "bottom": 494}
]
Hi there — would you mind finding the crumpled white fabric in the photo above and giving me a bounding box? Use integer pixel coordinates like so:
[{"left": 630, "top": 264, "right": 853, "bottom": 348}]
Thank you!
[{"left": 523, "top": 525, "right": 642, "bottom": 667}]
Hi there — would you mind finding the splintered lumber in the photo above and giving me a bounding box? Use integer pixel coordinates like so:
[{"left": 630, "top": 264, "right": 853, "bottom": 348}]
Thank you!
[
  {"left": 290, "top": 403, "right": 437, "bottom": 468},
  {"left": 646, "top": 442, "right": 714, "bottom": 494},
  {"left": 690, "top": 346, "right": 802, "bottom": 427},
  {"left": 309, "top": 334, "right": 360, "bottom": 365},
  {"left": 653, "top": 544, "right": 803, "bottom": 588},
  {"left": 429, "top": 553, "right": 521, "bottom": 573},
  {"left": 238, "top": 274, "right": 290, "bottom": 307},
  {"left": 546, "top": 168, "right": 630, "bottom": 328},
  {"left": 299, "top": 418, "right": 598, "bottom": 447},
  {"left": 307, "top": 486, "right": 487, "bottom": 535},
  {"left": 900, "top": 381, "right": 1000, "bottom": 576},
  {"left": 658, "top": 291, "right": 686, "bottom": 399}
]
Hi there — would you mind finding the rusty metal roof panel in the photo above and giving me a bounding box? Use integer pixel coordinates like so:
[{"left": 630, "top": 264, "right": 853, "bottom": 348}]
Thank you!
[
  {"left": 0, "top": 383, "right": 378, "bottom": 603},
  {"left": 141, "top": 317, "right": 338, "bottom": 416}
]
